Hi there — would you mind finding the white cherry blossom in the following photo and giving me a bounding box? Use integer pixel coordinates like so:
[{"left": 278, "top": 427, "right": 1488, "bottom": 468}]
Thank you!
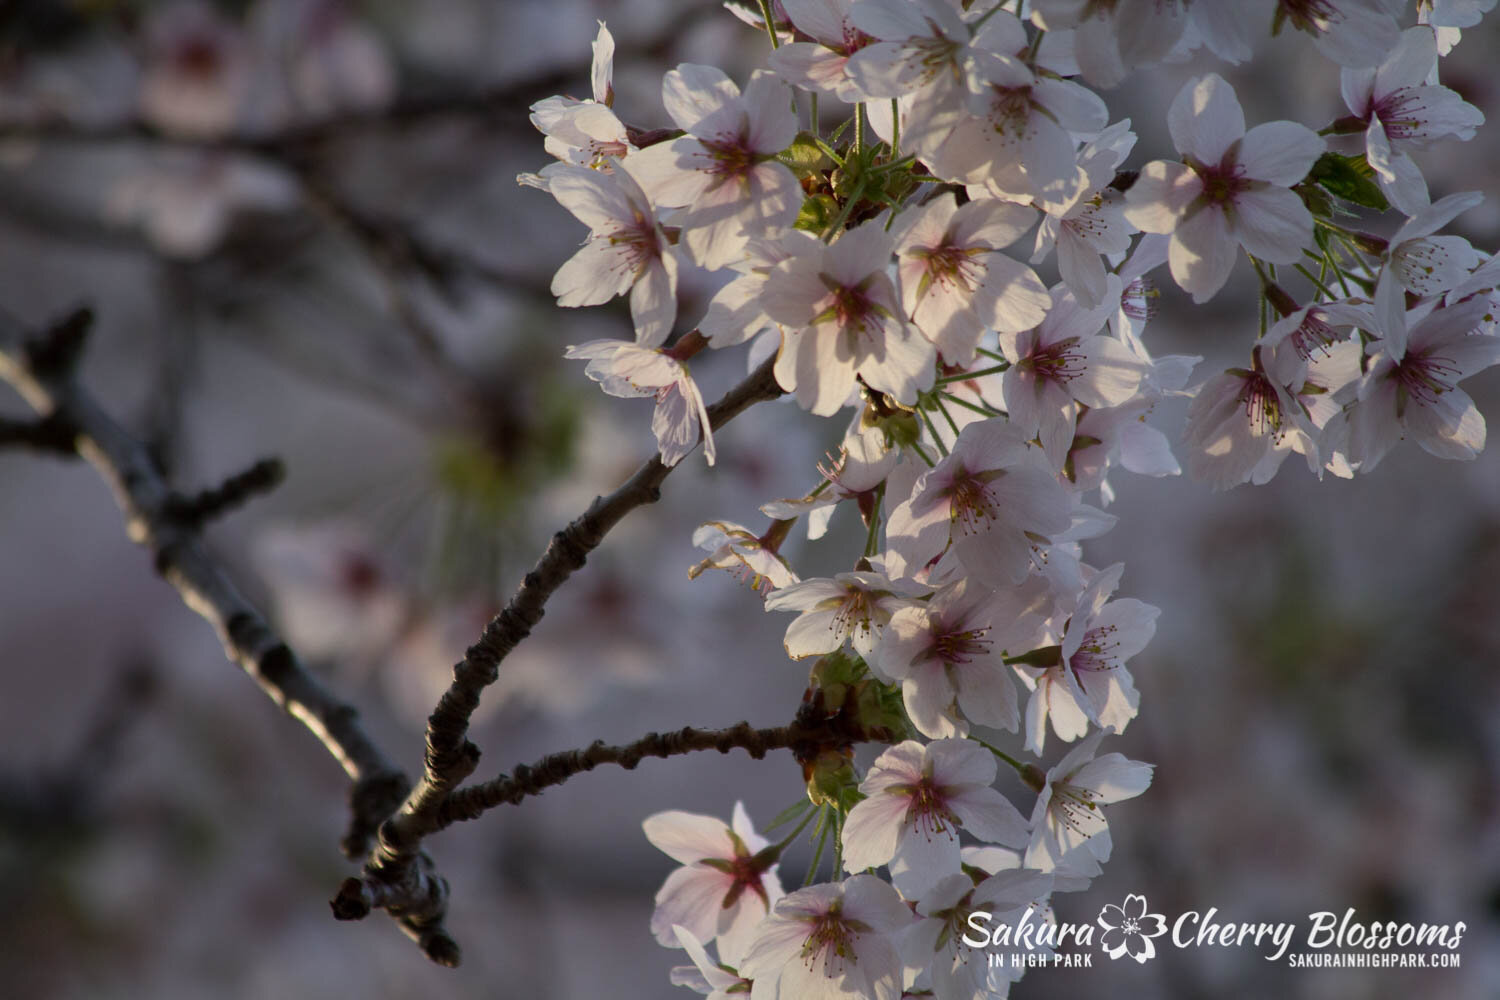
[
  {"left": 885, "top": 419, "right": 1073, "bottom": 588},
  {"left": 740, "top": 875, "right": 913, "bottom": 1000},
  {"left": 564, "top": 337, "right": 714, "bottom": 466},
  {"left": 840, "top": 738, "right": 1030, "bottom": 898},
  {"left": 1025, "top": 728, "right": 1153, "bottom": 875},
  {"left": 874, "top": 577, "right": 1052, "bottom": 738},
  {"left": 1124, "top": 73, "right": 1324, "bottom": 303},
  {"left": 763, "top": 570, "right": 918, "bottom": 659},
  {"left": 1340, "top": 26, "right": 1485, "bottom": 214},
  {"left": 764, "top": 220, "right": 936, "bottom": 416},
  {"left": 546, "top": 160, "right": 679, "bottom": 346},
  {"left": 892, "top": 193, "right": 1050, "bottom": 365},
  {"left": 1347, "top": 297, "right": 1500, "bottom": 470},
  {"left": 629, "top": 66, "right": 801, "bottom": 270},
  {"left": 643, "top": 803, "right": 784, "bottom": 964}
]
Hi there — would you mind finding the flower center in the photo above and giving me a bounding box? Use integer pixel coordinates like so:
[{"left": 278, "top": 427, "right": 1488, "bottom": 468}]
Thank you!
[
  {"left": 1195, "top": 161, "right": 1251, "bottom": 207},
  {"left": 1393, "top": 352, "right": 1460, "bottom": 407},
  {"left": 1070, "top": 624, "right": 1120, "bottom": 674},
  {"left": 988, "top": 86, "right": 1034, "bottom": 137},
  {"left": 1238, "top": 372, "right": 1282, "bottom": 436},
  {"left": 931, "top": 624, "right": 992, "bottom": 664},
  {"left": 915, "top": 244, "right": 985, "bottom": 297},
  {"left": 1023, "top": 336, "right": 1088, "bottom": 385}
]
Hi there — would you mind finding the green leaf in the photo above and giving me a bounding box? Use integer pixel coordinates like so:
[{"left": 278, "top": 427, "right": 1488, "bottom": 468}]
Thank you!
[
  {"left": 795, "top": 193, "right": 840, "bottom": 233},
  {"left": 1307, "top": 151, "right": 1389, "bottom": 212},
  {"left": 764, "top": 798, "right": 813, "bottom": 832}
]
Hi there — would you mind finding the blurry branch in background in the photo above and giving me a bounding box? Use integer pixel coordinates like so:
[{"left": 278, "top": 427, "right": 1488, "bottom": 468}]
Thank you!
[
  {"left": 0, "top": 660, "right": 155, "bottom": 841},
  {"left": 332, "top": 352, "right": 786, "bottom": 965},
  {"left": 0, "top": 304, "right": 789, "bottom": 967},
  {"left": 0, "top": 305, "right": 413, "bottom": 861}
]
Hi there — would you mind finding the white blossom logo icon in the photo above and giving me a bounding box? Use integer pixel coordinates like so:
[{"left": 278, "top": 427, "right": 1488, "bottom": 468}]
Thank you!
[{"left": 1096, "top": 893, "right": 1169, "bottom": 963}]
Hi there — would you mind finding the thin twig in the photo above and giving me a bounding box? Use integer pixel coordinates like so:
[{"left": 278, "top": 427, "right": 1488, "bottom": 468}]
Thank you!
[
  {"left": 336, "top": 351, "right": 786, "bottom": 963},
  {"left": 0, "top": 306, "right": 410, "bottom": 862}
]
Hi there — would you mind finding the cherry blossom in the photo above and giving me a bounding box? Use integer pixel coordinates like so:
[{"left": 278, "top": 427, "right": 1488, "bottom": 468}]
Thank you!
[
  {"left": 629, "top": 66, "right": 801, "bottom": 270},
  {"left": 874, "top": 577, "right": 1052, "bottom": 738},
  {"left": 924, "top": 12, "right": 1109, "bottom": 201},
  {"left": 841, "top": 739, "right": 1030, "bottom": 897},
  {"left": 564, "top": 336, "right": 715, "bottom": 466},
  {"left": 1032, "top": 120, "right": 1138, "bottom": 309},
  {"left": 1371, "top": 191, "right": 1483, "bottom": 358},
  {"left": 901, "top": 867, "right": 1054, "bottom": 1000},
  {"left": 885, "top": 419, "right": 1073, "bottom": 588},
  {"left": 1025, "top": 728, "right": 1153, "bottom": 875},
  {"left": 999, "top": 280, "right": 1149, "bottom": 470},
  {"left": 892, "top": 193, "right": 1050, "bottom": 365},
  {"left": 739, "top": 875, "right": 912, "bottom": 1000},
  {"left": 1340, "top": 26, "right": 1485, "bottom": 213},
  {"left": 688, "top": 520, "right": 799, "bottom": 593},
  {"left": 766, "top": 0, "right": 872, "bottom": 102},
  {"left": 546, "top": 160, "right": 679, "bottom": 346},
  {"left": 1347, "top": 297, "right": 1500, "bottom": 470},
  {"left": 1029, "top": 0, "right": 1189, "bottom": 88},
  {"left": 764, "top": 220, "right": 936, "bottom": 416},
  {"left": 763, "top": 570, "right": 918, "bottom": 659},
  {"left": 1020, "top": 563, "right": 1156, "bottom": 754},
  {"left": 643, "top": 803, "right": 784, "bottom": 964},
  {"left": 527, "top": 23, "right": 633, "bottom": 179},
  {"left": 1124, "top": 73, "right": 1325, "bottom": 303}
]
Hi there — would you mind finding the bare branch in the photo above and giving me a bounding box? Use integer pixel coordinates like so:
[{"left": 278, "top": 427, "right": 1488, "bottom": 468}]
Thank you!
[
  {"left": 0, "top": 306, "right": 410, "bottom": 860},
  {"left": 335, "top": 351, "right": 786, "bottom": 963}
]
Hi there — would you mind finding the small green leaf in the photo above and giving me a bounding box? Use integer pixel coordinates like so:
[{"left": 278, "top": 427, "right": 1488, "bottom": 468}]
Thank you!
[{"left": 1307, "top": 151, "right": 1389, "bottom": 212}]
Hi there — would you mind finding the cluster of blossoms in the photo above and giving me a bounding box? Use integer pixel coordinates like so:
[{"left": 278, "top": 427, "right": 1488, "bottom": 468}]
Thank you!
[{"left": 526, "top": 1, "right": 1498, "bottom": 996}]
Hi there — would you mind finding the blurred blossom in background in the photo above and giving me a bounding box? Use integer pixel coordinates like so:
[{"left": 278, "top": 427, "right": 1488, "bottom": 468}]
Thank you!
[{"left": 1, "top": 1, "right": 1498, "bottom": 998}]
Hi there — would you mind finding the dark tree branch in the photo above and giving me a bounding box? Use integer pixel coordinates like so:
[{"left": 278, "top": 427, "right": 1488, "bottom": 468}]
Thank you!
[
  {"left": 435, "top": 707, "right": 900, "bottom": 829},
  {"left": 334, "top": 351, "right": 786, "bottom": 964},
  {"left": 0, "top": 306, "right": 411, "bottom": 861}
]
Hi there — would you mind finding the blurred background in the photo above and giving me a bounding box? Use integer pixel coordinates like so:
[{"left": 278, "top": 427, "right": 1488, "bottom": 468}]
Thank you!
[{"left": 1, "top": 1, "right": 1498, "bottom": 997}]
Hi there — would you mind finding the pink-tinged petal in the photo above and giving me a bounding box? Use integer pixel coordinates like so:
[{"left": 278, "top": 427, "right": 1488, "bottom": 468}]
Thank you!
[
  {"left": 841, "top": 793, "right": 910, "bottom": 872},
  {"left": 1238, "top": 121, "right": 1324, "bottom": 185},
  {"left": 1341, "top": 63, "right": 1377, "bottom": 118},
  {"left": 926, "top": 738, "right": 996, "bottom": 788},
  {"left": 1056, "top": 228, "right": 1109, "bottom": 309},
  {"left": 947, "top": 785, "right": 1029, "bottom": 848},
  {"left": 651, "top": 864, "right": 731, "bottom": 946},
  {"left": 1033, "top": 76, "right": 1109, "bottom": 134},
  {"left": 1407, "top": 386, "right": 1485, "bottom": 460},
  {"left": 956, "top": 198, "right": 1037, "bottom": 251},
  {"left": 644, "top": 810, "right": 735, "bottom": 864},
  {"left": 1167, "top": 73, "right": 1244, "bottom": 162},
  {"left": 1169, "top": 204, "right": 1236, "bottom": 303},
  {"left": 590, "top": 22, "right": 614, "bottom": 105},
  {"left": 742, "top": 70, "right": 799, "bottom": 153},
  {"left": 1074, "top": 335, "right": 1145, "bottom": 408},
  {"left": 1232, "top": 185, "right": 1314, "bottom": 264},
  {"left": 547, "top": 164, "right": 633, "bottom": 230},
  {"left": 1070, "top": 753, "right": 1153, "bottom": 802},
  {"left": 952, "top": 658, "right": 1023, "bottom": 730},
  {"left": 1313, "top": 2, "right": 1400, "bottom": 69},
  {"left": 625, "top": 138, "right": 715, "bottom": 207},
  {"left": 843, "top": 873, "right": 915, "bottom": 933},
  {"left": 1374, "top": 26, "right": 1438, "bottom": 96},
  {"left": 552, "top": 239, "right": 633, "bottom": 307},
  {"left": 889, "top": 820, "right": 961, "bottom": 898},
  {"left": 780, "top": 0, "right": 847, "bottom": 41},
  {"left": 783, "top": 608, "right": 843, "bottom": 658},
  {"left": 904, "top": 665, "right": 963, "bottom": 739},
  {"left": 767, "top": 42, "right": 851, "bottom": 97},
  {"left": 1374, "top": 267, "right": 1409, "bottom": 360},
  {"left": 652, "top": 381, "right": 697, "bottom": 467},
  {"left": 630, "top": 253, "right": 678, "bottom": 347},
  {"left": 1037, "top": 399, "right": 1079, "bottom": 469},
  {"left": 1367, "top": 121, "right": 1430, "bottom": 216},
  {"left": 858, "top": 321, "right": 937, "bottom": 406},
  {"left": 978, "top": 255, "right": 1052, "bottom": 334},
  {"left": 1122, "top": 160, "right": 1198, "bottom": 234},
  {"left": 678, "top": 178, "right": 754, "bottom": 271},
  {"left": 661, "top": 63, "right": 740, "bottom": 133}
]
